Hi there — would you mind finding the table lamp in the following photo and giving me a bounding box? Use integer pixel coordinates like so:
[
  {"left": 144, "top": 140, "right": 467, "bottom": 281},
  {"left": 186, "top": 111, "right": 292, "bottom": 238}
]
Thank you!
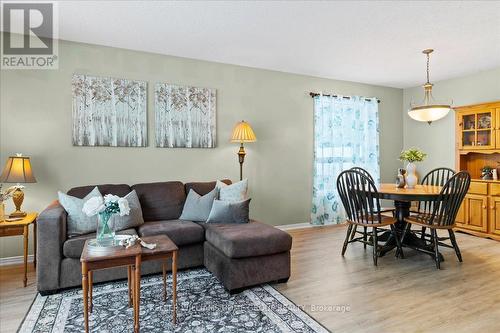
[
  {"left": 0, "top": 154, "right": 37, "bottom": 218},
  {"left": 230, "top": 121, "right": 257, "bottom": 180}
]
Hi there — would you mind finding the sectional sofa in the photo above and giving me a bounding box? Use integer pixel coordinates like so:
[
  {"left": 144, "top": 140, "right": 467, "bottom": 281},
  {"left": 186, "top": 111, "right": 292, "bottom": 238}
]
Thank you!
[{"left": 36, "top": 180, "right": 292, "bottom": 294}]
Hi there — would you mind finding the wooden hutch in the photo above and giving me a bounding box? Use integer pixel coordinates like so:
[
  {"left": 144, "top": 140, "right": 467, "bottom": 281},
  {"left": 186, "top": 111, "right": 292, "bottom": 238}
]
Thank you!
[{"left": 455, "top": 101, "right": 500, "bottom": 240}]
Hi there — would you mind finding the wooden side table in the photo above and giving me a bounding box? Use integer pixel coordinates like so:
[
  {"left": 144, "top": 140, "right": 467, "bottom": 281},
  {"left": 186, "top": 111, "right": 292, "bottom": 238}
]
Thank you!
[
  {"left": 139, "top": 235, "right": 178, "bottom": 324},
  {"left": 0, "top": 212, "right": 37, "bottom": 287},
  {"left": 80, "top": 241, "right": 142, "bottom": 333}
]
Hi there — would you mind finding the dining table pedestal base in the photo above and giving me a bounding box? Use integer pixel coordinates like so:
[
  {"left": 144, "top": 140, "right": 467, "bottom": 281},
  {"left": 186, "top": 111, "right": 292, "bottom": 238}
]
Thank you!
[{"left": 378, "top": 200, "right": 444, "bottom": 262}]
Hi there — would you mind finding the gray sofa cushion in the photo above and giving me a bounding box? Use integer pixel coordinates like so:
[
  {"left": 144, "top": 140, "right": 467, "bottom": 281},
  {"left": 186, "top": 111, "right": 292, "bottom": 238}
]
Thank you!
[
  {"left": 137, "top": 220, "right": 205, "bottom": 246},
  {"left": 67, "top": 184, "right": 131, "bottom": 199},
  {"left": 63, "top": 228, "right": 137, "bottom": 259},
  {"left": 204, "top": 221, "right": 292, "bottom": 259},
  {"left": 132, "top": 182, "right": 186, "bottom": 221},
  {"left": 206, "top": 199, "right": 250, "bottom": 224}
]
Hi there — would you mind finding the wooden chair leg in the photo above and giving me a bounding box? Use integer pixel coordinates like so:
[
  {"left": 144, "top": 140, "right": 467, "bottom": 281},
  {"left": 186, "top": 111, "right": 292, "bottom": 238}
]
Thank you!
[
  {"left": 372, "top": 227, "right": 378, "bottom": 266},
  {"left": 400, "top": 222, "right": 411, "bottom": 246},
  {"left": 421, "top": 227, "right": 427, "bottom": 244},
  {"left": 363, "top": 227, "right": 367, "bottom": 249},
  {"left": 350, "top": 225, "right": 357, "bottom": 241},
  {"left": 391, "top": 224, "right": 404, "bottom": 259},
  {"left": 448, "top": 229, "right": 463, "bottom": 262},
  {"left": 432, "top": 229, "right": 441, "bottom": 269},
  {"left": 342, "top": 224, "right": 353, "bottom": 256}
]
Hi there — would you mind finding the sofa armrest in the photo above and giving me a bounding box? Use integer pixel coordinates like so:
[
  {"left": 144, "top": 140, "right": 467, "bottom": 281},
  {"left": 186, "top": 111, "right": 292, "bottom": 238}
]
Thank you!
[{"left": 36, "top": 200, "right": 67, "bottom": 292}]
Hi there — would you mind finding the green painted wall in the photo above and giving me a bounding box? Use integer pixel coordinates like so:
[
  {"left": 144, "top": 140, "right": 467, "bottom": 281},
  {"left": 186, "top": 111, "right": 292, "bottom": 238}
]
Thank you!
[
  {"left": 0, "top": 39, "right": 404, "bottom": 258},
  {"left": 403, "top": 68, "right": 500, "bottom": 176}
]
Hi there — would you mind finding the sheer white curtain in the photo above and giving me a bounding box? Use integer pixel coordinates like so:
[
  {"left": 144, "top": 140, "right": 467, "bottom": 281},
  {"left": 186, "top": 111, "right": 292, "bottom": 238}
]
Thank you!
[{"left": 311, "top": 95, "right": 380, "bottom": 225}]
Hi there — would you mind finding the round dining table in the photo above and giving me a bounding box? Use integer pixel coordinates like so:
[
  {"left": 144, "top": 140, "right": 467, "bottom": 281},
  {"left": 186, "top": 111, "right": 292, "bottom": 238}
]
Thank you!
[{"left": 375, "top": 183, "right": 442, "bottom": 257}]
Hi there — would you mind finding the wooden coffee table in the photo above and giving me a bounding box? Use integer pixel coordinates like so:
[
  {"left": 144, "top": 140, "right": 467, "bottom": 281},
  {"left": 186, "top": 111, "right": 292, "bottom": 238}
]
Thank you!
[
  {"left": 139, "top": 235, "right": 178, "bottom": 324},
  {"left": 81, "top": 235, "right": 179, "bottom": 332},
  {"left": 81, "top": 240, "right": 142, "bottom": 333}
]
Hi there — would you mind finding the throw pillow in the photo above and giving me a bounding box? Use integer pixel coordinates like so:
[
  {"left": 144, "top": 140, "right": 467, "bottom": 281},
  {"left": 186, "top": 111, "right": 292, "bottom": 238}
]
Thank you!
[
  {"left": 206, "top": 198, "right": 251, "bottom": 224},
  {"left": 58, "top": 187, "right": 102, "bottom": 237},
  {"left": 216, "top": 178, "right": 248, "bottom": 202},
  {"left": 179, "top": 189, "right": 218, "bottom": 222},
  {"left": 111, "top": 190, "right": 145, "bottom": 231}
]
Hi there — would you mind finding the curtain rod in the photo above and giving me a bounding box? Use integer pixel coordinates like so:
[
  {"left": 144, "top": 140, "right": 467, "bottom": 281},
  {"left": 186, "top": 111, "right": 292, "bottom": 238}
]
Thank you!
[{"left": 309, "top": 92, "right": 381, "bottom": 104}]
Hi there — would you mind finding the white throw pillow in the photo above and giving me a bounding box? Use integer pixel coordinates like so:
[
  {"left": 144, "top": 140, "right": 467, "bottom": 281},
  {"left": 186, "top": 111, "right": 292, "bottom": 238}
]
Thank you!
[{"left": 216, "top": 179, "right": 248, "bottom": 202}]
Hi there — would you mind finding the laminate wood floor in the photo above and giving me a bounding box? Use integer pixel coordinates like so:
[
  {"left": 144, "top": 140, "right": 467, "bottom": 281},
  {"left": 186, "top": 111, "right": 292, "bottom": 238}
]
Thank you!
[{"left": 1, "top": 225, "right": 499, "bottom": 332}]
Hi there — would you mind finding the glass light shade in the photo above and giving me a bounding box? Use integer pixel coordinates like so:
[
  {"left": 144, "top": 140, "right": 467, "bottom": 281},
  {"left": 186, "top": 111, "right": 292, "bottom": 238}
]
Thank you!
[
  {"left": 408, "top": 105, "right": 451, "bottom": 123},
  {"left": 409, "top": 49, "right": 453, "bottom": 124},
  {"left": 0, "top": 156, "right": 37, "bottom": 183},
  {"left": 230, "top": 121, "right": 257, "bottom": 143}
]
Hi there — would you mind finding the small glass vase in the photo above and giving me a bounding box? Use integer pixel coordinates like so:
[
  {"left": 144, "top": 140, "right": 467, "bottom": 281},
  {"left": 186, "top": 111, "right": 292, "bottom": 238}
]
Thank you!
[{"left": 96, "top": 212, "right": 115, "bottom": 247}]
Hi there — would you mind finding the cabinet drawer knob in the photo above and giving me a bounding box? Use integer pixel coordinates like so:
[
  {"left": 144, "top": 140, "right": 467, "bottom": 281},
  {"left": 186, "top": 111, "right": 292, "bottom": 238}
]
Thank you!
[{"left": 483, "top": 205, "right": 487, "bottom": 209}]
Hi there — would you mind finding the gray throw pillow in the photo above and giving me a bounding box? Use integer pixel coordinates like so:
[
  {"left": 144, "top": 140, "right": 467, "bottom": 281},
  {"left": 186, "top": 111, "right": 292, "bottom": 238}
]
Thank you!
[
  {"left": 111, "top": 190, "right": 145, "bottom": 231},
  {"left": 179, "top": 189, "right": 217, "bottom": 222},
  {"left": 206, "top": 198, "right": 251, "bottom": 224},
  {"left": 58, "top": 187, "right": 102, "bottom": 237}
]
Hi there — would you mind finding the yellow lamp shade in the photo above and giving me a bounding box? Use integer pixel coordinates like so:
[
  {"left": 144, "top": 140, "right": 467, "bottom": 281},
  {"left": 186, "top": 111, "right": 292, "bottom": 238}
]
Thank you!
[
  {"left": 230, "top": 121, "right": 257, "bottom": 143},
  {"left": 0, "top": 155, "right": 37, "bottom": 183}
]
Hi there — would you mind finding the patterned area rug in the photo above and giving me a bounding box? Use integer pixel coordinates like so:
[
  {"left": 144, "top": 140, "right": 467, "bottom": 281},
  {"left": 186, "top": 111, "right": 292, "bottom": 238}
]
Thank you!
[{"left": 19, "top": 269, "right": 329, "bottom": 332}]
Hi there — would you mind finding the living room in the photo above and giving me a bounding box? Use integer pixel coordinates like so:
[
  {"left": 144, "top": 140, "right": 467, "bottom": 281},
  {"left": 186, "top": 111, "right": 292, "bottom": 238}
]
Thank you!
[{"left": 0, "top": 1, "right": 499, "bottom": 332}]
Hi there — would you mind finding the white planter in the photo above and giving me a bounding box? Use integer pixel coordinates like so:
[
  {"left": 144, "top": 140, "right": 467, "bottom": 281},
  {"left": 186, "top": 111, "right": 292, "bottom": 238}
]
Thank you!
[{"left": 406, "top": 162, "right": 418, "bottom": 189}]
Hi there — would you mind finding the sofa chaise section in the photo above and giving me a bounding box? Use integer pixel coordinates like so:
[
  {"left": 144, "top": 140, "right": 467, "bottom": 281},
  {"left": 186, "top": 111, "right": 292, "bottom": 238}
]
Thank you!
[{"left": 203, "top": 221, "right": 292, "bottom": 292}]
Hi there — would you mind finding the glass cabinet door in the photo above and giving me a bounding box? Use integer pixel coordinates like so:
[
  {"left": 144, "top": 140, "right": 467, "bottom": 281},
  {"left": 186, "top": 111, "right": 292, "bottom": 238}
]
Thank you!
[
  {"left": 476, "top": 111, "right": 495, "bottom": 149},
  {"left": 496, "top": 108, "right": 500, "bottom": 149},
  {"left": 460, "top": 111, "right": 495, "bottom": 150},
  {"left": 461, "top": 114, "right": 476, "bottom": 148}
]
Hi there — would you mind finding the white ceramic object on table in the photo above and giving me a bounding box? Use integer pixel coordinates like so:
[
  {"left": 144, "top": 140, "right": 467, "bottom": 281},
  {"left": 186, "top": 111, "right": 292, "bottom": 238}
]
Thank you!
[{"left": 406, "top": 162, "right": 418, "bottom": 189}]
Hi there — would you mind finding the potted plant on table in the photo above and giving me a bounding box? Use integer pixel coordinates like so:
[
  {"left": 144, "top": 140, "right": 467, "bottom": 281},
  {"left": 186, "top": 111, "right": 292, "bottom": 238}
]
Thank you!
[
  {"left": 399, "top": 148, "right": 427, "bottom": 189},
  {"left": 82, "top": 194, "right": 130, "bottom": 246}
]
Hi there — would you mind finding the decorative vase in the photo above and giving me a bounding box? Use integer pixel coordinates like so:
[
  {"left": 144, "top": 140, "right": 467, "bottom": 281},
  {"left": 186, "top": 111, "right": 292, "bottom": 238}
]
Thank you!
[
  {"left": 406, "top": 162, "right": 418, "bottom": 189},
  {"left": 0, "top": 202, "right": 5, "bottom": 222},
  {"left": 96, "top": 212, "right": 115, "bottom": 246}
]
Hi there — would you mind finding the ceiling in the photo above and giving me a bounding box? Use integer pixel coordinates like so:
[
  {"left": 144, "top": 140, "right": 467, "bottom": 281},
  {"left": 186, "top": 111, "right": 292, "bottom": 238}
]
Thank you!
[{"left": 25, "top": 1, "right": 500, "bottom": 88}]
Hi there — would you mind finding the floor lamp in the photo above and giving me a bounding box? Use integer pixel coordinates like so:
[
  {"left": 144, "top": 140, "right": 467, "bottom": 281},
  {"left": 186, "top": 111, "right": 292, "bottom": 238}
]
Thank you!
[{"left": 230, "top": 121, "right": 256, "bottom": 180}]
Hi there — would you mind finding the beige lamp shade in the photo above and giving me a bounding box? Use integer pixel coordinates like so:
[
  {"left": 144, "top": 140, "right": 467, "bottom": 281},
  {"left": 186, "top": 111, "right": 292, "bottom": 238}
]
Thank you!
[
  {"left": 0, "top": 155, "right": 37, "bottom": 183},
  {"left": 230, "top": 121, "right": 257, "bottom": 143}
]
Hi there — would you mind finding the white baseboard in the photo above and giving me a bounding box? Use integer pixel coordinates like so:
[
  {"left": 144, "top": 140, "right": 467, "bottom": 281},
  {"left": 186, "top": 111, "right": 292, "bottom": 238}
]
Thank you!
[
  {"left": 276, "top": 222, "right": 345, "bottom": 231},
  {"left": 0, "top": 254, "right": 34, "bottom": 266},
  {"left": 276, "top": 222, "right": 313, "bottom": 230}
]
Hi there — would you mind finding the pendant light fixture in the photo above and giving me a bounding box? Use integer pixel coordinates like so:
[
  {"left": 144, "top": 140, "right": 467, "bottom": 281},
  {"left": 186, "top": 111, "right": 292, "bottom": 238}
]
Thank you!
[{"left": 408, "top": 49, "right": 452, "bottom": 124}]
